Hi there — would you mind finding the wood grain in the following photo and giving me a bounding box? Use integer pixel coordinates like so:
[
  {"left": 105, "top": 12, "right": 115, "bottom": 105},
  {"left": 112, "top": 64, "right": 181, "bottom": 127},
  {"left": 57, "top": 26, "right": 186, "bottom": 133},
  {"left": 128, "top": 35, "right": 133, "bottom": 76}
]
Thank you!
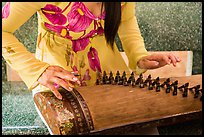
[{"left": 76, "top": 74, "right": 202, "bottom": 132}]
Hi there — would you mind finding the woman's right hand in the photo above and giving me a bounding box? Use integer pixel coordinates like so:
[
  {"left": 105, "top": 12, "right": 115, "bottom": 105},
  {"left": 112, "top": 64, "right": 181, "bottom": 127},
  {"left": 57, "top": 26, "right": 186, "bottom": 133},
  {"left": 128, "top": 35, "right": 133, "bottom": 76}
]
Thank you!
[{"left": 37, "top": 66, "right": 81, "bottom": 100}]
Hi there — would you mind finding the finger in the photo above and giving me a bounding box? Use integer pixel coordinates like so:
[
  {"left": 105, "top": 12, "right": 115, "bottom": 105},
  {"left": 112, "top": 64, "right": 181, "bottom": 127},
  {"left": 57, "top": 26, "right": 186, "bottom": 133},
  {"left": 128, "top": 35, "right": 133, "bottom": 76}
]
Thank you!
[
  {"left": 47, "top": 84, "right": 62, "bottom": 100},
  {"left": 141, "top": 60, "right": 160, "bottom": 69},
  {"left": 47, "top": 66, "right": 81, "bottom": 85},
  {"left": 64, "top": 70, "right": 79, "bottom": 82},
  {"left": 168, "top": 53, "right": 177, "bottom": 67},
  {"left": 52, "top": 77, "right": 74, "bottom": 91},
  {"left": 51, "top": 66, "right": 79, "bottom": 79},
  {"left": 65, "top": 80, "right": 75, "bottom": 88},
  {"left": 146, "top": 53, "right": 171, "bottom": 64},
  {"left": 175, "top": 56, "right": 181, "bottom": 62},
  {"left": 161, "top": 55, "right": 171, "bottom": 65},
  {"left": 71, "top": 71, "right": 80, "bottom": 76},
  {"left": 55, "top": 70, "right": 81, "bottom": 85},
  {"left": 71, "top": 70, "right": 79, "bottom": 74}
]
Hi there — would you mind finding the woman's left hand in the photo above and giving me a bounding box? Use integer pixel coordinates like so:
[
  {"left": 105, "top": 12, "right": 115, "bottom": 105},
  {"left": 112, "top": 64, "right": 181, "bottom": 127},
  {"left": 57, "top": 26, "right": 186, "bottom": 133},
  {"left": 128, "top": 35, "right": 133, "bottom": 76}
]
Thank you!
[{"left": 137, "top": 52, "right": 181, "bottom": 69}]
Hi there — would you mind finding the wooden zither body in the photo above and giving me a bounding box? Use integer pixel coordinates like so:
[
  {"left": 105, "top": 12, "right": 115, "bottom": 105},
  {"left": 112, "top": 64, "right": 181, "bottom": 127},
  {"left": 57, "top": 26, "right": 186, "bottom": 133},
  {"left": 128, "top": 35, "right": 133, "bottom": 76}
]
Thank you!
[{"left": 33, "top": 74, "right": 202, "bottom": 135}]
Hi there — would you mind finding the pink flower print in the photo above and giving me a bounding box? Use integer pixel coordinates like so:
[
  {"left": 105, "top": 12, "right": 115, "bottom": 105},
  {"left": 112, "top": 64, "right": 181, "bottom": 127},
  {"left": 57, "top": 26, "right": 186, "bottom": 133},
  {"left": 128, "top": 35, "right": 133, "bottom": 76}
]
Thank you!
[
  {"left": 79, "top": 69, "right": 91, "bottom": 86},
  {"left": 41, "top": 4, "right": 67, "bottom": 25},
  {"left": 97, "top": 26, "right": 104, "bottom": 36},
  {"left": 67, "top": 3, "right": 93, "bottom": 32},
  {"left": 82, "top": 69, "right": 91, "bottom": 81},
  {"left": 89, "top": 21, "right": 104, "bottom": 37},
  {"left": 72, "top": 66, "right": 78, "bottom": 72},
  {"left": 79, "top": 27, "right": 103, "bottom": 40},
  {"left": 71, "top": 27, "right": 103, "bottom": 53},
  {"left": 72, "top": 38, "right": 90, "bottom": 53},
  {"left": 44, "top": 22, "right": 71, "bottom": 39},
  {"left": 78, "top": 30, "right": 96, "bottom": 40},
  {"left": 71, "top": 66, "right": 80, "bottom": 77},
  {"left": 96, "top": 22, "right": 104, "bottom": 35},
  {"left": 87, "top": 47, "right": 101, "bottom": 72},
  {"left": 2, "top": 2, "right": 10, "bottom": 19}
]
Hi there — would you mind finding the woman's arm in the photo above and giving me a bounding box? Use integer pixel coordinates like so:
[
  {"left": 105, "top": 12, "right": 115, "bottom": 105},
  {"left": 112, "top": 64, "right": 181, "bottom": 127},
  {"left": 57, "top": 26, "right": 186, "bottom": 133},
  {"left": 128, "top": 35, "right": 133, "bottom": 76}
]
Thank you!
[
  {"left": 118, "top": 2, "right": 180, "bottom": 74},
  {"left": 117, "top": 2, "right": 149, "bottom": 74},
  {"left": 2, "top": 2, "right": 81, "bottom": 99},
  {"left": 2, "top": 2, "right": 50, "bottom": 90}
]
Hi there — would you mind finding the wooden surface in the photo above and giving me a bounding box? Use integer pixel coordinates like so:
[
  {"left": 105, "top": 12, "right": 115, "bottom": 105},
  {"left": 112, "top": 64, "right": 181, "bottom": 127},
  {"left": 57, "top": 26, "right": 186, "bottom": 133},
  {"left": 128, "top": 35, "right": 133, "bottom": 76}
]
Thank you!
[
  {"left": 33, "top": 74, "right": 202, "bottom": 135},
  {"left": 76, "top": 74, "right": 202, "bottom": 132}
]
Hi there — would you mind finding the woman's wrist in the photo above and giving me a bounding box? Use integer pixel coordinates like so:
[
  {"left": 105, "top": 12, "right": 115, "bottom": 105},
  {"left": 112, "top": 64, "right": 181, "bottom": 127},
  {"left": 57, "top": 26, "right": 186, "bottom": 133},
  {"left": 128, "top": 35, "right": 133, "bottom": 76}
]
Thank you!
[{"left": 135, "top": 60, "right": 147, "bottom": 75}]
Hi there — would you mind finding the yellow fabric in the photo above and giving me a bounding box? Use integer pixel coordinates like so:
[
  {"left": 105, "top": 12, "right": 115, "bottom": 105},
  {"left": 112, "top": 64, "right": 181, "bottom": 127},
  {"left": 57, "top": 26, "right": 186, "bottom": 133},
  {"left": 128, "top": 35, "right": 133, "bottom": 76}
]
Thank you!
[{"left": 2, "top": 2, "right": 149, "bottom": 91}]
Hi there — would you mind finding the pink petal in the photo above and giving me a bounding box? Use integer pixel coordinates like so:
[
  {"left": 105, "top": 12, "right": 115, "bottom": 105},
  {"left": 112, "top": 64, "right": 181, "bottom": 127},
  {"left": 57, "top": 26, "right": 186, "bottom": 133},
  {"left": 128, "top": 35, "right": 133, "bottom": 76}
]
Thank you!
[
  {"left": 68, "top": 13, "right": 92, "bottom": 32},
  {"left": 87, "top": 53, "right": 96, "bottom": 71},
  {"left": 42, "top": 12, "right": 67, "bottom": 25},
  {"left": 87, "top": 47, "right": 101, "bottom": 72},
  {"left": 42, "top": 4, "right": 67, "bottom": 25},
  {"left": 72, "top": 38, "right": 90, "bottom": 52},
  {"left": 83, "top": 30, "right": 97, "bottom": 38},
  {"left": 44, "top": 22, "right": 62, "bottom": 33},
  {"left": 67, "top": 3, "right": 93, "bottom": 32},
  {"left": 97, "top": 27, "right": 104, "bottom": 35},
  {"left": 44, "top": 22, "right": 71, "bottom": 39},
  {"left": 83, "top": 69, "right": 91, "bottom": 81},
  {"left": 72, "top": 66, "right": 78, "bottom": 72},
  {"left": 42, "top": 4, "right": 63, "bottom": 12},
  {"left": 82, "top": 28, "right": 103, "bottom": 39},
  {"left": 2, "top": 2, "right": 10, "bottom": 19}
]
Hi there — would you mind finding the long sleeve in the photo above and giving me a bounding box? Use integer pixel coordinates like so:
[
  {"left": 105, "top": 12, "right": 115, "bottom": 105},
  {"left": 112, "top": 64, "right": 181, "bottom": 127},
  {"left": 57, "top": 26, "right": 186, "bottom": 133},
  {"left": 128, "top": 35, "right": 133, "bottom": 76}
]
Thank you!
[
  {"left": 118, "top": 2, "right": 149, "bottom": 74},
  {"left": 2, "top": 2, "right": 50, "bottom": 90}
]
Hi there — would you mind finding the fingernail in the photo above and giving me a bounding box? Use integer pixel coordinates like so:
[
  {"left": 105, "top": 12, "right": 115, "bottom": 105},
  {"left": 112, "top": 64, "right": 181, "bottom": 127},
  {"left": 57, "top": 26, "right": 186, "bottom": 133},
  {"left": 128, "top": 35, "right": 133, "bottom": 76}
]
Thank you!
[
  {"left": 72, "top": 77, "right": 78, "bottom": 81},
  {"left": 168, "top": 61, "right": 171, "bottom": 65},
  {"left": 155, "top": 62, "right": 159, "bottom": 66},
  {"left": 58, "top": 95, "right": 62, "bottom": 100},
  {"left": 71, "top": 72, "right": 79, "bottom": 76}
]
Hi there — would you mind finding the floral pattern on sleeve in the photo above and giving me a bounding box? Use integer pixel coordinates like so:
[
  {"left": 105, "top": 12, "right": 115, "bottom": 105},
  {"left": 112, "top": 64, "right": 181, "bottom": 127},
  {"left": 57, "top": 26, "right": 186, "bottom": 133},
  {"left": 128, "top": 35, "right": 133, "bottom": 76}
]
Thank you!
[{"left": 2, "top": 2, "right": 10, "bottom": 19}]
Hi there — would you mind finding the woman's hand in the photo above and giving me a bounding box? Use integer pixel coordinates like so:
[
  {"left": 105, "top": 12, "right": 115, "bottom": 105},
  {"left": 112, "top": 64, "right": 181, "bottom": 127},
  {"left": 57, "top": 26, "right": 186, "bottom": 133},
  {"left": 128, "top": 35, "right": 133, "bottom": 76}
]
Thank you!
[
  {"left": 137, "top": 52, "right": 181, "bottom": 69},
  {"left": 37, "top": 66, "right": 81, "bottom": 100}
]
